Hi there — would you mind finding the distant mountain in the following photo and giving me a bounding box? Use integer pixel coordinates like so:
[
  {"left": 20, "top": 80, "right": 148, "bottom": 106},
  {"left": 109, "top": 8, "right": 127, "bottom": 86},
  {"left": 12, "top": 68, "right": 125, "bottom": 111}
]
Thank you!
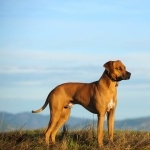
[
  {"left": 0, "top": 112, "right": 150, "bottom": 132},
  {"left": 115, "top": 117, "right": 150, "bottom": 131},
  {"left": 0, "top": 112, "right": 92, "bottom": 132}
]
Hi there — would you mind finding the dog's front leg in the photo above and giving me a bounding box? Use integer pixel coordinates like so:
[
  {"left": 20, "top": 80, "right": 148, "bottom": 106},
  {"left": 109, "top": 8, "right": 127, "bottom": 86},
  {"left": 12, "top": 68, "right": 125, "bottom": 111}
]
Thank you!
[
  {"left": 97, "top": 113, "right": 105, "bottom": 147},
  {"left": 107, "top": 109, "right": 115, "bottom": 142}
]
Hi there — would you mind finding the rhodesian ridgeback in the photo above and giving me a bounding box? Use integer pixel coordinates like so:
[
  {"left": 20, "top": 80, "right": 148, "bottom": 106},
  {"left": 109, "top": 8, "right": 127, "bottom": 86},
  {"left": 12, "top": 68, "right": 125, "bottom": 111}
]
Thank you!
[{"left": 32, "top": 60, "right": 131, "bottom": 148}]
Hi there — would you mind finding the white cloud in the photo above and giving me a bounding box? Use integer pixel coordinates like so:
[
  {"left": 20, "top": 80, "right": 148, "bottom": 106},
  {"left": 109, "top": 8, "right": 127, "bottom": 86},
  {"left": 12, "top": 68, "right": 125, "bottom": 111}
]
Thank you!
[
  {"left": 0, "top": 50, "right": 150, "bottom": 77},
  {"left": 15, "top": 80, "right": 45, "bottom": 86},
  {"left": 0, "top": 49, "right": 109, "bottom": 69}
]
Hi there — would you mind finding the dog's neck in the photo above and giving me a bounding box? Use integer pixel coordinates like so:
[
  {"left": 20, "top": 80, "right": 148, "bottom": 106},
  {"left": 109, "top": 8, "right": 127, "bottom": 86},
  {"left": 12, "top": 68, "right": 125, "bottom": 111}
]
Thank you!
[
  {"left": 105, "top": 70, "right": 118, "bottom": 82},
  {"left": 99, "top": 70, "right": 118, "bottom": 88}
]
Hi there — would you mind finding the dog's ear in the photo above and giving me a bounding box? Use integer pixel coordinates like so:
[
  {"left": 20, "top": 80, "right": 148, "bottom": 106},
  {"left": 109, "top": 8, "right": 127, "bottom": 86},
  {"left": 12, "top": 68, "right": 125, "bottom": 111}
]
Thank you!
[{"left": 103, "top": 61, "right": 114, "bottom": 72}]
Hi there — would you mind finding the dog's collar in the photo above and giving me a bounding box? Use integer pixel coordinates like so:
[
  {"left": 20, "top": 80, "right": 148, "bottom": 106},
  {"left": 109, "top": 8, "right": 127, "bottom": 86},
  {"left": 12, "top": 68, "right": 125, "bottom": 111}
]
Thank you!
[{"left": 105, "top": 70, "right": 118, "bottom": 82}]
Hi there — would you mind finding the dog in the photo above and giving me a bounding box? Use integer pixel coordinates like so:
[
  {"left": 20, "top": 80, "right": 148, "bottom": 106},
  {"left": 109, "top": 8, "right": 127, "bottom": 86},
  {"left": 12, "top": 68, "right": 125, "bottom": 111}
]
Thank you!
[{"left": 32, "top": 60, "right": 131, "bottom": 148}]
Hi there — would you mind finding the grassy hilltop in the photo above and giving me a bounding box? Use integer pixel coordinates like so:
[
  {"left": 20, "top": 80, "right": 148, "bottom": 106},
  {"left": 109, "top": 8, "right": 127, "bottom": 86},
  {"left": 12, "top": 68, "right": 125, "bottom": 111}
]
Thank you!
[{"left": 1, "top": 128, "right": 150, "bottom": 150}]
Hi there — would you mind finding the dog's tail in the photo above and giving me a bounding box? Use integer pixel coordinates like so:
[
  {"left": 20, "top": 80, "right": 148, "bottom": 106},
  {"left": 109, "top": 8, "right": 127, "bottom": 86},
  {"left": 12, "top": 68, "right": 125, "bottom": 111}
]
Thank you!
[{"left": 32, "top": 96, "right": 49, "bottom": 113}]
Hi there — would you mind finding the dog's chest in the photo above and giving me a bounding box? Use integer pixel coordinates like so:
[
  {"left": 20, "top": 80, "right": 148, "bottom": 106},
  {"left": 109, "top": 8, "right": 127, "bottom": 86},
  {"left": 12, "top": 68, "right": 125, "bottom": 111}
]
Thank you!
[{"left": 107, "top": 99, "right": 115, "bottom": 112}]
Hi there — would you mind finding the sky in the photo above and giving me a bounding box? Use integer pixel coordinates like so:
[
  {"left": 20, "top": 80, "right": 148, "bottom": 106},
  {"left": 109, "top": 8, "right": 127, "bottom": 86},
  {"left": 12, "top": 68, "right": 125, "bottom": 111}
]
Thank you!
[{"left": 0, "top": 0, "right": 150, "bottom": 120}]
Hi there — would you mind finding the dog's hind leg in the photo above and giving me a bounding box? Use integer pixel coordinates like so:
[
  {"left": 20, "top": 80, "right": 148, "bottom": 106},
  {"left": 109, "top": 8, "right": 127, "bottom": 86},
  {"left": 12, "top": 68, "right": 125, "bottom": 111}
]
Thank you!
[
  {"left": 51, "top": 108, "right": 71, "bottom": 141},
  {"left": 45, "top": 108, "right": 63, "bottom": 145}
]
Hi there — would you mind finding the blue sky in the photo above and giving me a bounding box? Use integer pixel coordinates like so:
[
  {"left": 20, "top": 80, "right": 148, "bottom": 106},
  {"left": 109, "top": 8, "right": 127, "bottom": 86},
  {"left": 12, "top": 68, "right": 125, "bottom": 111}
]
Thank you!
[{"left": 0, "top": 0, "right": 150, "bottom": 120}]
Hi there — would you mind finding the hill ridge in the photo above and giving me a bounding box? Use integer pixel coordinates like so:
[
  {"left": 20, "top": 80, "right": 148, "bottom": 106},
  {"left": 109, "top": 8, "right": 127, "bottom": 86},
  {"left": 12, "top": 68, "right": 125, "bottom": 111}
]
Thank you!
[{"left": 1, "top": 112, "right": 150, "bottom": 132}]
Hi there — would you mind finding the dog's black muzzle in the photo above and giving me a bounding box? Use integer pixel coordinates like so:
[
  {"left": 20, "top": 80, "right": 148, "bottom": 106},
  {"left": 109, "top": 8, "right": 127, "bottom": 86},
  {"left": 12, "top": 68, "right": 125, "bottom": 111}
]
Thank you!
[
  {"left": 125, "top": 71, "right": 131, "bottom": 79},
  {"left": 116, "top": 71, "right": 131, "bottom": 81},
  {"left": 122, "top": 71, "right": 131, "bottom": 80}
]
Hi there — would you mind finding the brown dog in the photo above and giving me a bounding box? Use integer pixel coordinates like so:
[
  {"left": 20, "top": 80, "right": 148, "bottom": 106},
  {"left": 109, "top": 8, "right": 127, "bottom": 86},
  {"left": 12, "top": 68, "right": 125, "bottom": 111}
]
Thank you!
[{"left": 32, "top": 60, "right": 131, "bottom": 147}]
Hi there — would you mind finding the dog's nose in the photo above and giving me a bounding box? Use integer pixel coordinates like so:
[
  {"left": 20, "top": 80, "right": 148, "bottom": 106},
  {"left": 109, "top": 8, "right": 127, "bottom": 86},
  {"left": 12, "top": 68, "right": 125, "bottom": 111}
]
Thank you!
[{"left": 127, "top": 72, "right": 131, "bottom": 78}]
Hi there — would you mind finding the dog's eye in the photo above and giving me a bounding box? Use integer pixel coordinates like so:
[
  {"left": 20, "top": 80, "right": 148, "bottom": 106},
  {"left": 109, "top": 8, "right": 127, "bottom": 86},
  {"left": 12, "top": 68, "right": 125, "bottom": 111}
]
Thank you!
[
  {"left": 115, "top": 67, "right": 122, "bottom": 71},
  {"left": 118, "top": 67, "right": 122, "bottom": 71}
]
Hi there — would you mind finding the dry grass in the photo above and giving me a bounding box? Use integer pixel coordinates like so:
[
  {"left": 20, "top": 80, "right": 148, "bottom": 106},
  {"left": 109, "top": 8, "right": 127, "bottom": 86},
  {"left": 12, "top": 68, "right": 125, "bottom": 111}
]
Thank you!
[{"left": 1, "top": 127, "right": 150, "bottom": 150}]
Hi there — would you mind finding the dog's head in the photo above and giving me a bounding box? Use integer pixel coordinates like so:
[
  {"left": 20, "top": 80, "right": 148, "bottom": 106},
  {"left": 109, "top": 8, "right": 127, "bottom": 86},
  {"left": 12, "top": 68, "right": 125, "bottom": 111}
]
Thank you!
[{"left": 103, "top": 60, "right": 131, "bottom": 82}]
